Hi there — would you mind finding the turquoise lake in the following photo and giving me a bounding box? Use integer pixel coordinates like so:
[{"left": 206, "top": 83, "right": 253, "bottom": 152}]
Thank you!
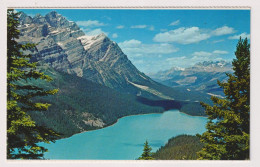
[{"left": 41, "top": 110, "right": 208, "bottom": 160}]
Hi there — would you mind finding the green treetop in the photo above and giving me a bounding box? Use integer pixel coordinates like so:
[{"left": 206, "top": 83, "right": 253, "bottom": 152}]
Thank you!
[
  {"left": 7, "top": 9, "right": 59, "bottom": 159},
  {"left": 197, "top": 37, "right": 250, "bottom": 160},
  {"left": 138, "top": 140, "right": 155, "bottom": 160}
]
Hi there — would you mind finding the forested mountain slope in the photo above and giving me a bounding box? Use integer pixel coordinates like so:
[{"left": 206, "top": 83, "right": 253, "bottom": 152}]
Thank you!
[
  {"left": 27, "top": 66, "right": 164, "bottom": 137},
  {"left": 152, "top": 135, "right": 203, "bottom": 160}
]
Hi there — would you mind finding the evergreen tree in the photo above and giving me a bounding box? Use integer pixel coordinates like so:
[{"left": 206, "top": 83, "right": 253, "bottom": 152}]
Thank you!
[
  {"left": 197, "top": 37, "right": 250, "bottom": 160},
  {"left": 138, "top": 140, "right": 155, "bottom": 160},
  {"left": 7, "top": 9, "right": 59, "bottom": 159}
]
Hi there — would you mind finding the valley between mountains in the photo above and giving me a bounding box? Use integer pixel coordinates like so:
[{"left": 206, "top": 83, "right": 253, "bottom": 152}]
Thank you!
[{"left": 17, "top": 11, "right": 230, "bottom": 138}]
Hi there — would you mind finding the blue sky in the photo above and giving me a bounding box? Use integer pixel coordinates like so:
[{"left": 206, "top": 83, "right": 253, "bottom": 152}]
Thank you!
[{"left": 17, "top": 9, "right": 250, "bottom": 74}]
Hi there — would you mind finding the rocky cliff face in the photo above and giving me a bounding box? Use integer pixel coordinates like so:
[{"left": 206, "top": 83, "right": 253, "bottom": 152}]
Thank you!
[
  {"left": 17, "top": 11, "right": 157, "bottom": 96},
  {"left": 77, "top": 34, "right": 153, "bottom": 90}
]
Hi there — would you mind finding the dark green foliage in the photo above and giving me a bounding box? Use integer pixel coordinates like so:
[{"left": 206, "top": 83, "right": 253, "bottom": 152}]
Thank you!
[
  {"left": 27, "top": 67, "right": 164, "bottom": 137},
  {"left": 28, "top": 66, "right": 210, "bottom": 138},
  {"left": 179, "top": 102, "right": 206, "bottom": 116},
  {"left": 198, "top": 38, "right": 250, "bottom": 160},
  {"left": 137, "top": 96, "right": 206, "bottom": 116},
  {"left": 136, "top": 96, "right": 182, "bottom": 110},
  {"left": 7, "top": 9, "right": 58, "bottom": 159},
  {"left": 138, "top": 140, "right": 155, "bottom": 160},
  {"left": 149, "top": 84, "right": 212, "bottom": 116},
  {"left": 153, "top": 135, "right": 203, "bottom": 160}
]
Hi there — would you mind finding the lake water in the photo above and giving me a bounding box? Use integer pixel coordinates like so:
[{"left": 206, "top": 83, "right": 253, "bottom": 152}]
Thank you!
[{"left": 41, "top": 110, "right": 207, "bottom": 160}]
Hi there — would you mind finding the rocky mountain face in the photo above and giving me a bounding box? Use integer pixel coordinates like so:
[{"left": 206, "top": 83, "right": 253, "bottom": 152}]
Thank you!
[
  {"left": 17, "top": 11, "right": 159, "bottom": 97},
  {"left": 149, "top": 61, "right": 233, "bottom": 96}
]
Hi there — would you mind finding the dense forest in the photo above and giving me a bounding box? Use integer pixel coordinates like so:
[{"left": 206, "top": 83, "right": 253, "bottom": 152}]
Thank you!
[
  {"left": 27, "top": 66, "right": 165, "bottom": 138},
  {"left": 152, "top": 135, "right": 203, "bottom": 160}
]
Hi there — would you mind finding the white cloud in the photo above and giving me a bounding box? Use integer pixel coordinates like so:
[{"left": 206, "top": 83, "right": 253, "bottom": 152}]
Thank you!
[
  {"left": 228, "top": 32, "right": 250, "bottom": 39},
  {"left": 192, "top": 50, "right": 228, "bottom": 57},
  {"left": 143, "top": 49, "right": 229, "bottom": 73},
  {"left": 212, "top": 39, "right": 224, "bottom": 43},
  {"left": 116, "top": 25, "right": 124, "bottom": 29},
  {"left": 191, "top": 55, "right": 223, "bottom": 64},
  {"left": 166, "top": 56, "right": 186, "bottom": 62},
  {"left": 164, "top": 56, "right": 197, "bottom": 69},
  {"left": 134, "top": 56, "right": 188, "bottom": 73},
  {"left": 112, "top": 33, "right": 118, "bottom": 38},
  {"left": 188, "top": 50, "right": 228, "bottom": 64},
  {"left": 118, "top": 39, "right": 178, "bottom": 57},
  {"left": 131, "top": 25, "right": 155, "bottom": 31},
  {"left": 119, "top": 39, "right": 141, "bottom": 48},
  {"left": 212, "top": 50, "right": 228, "bottom": 54},
  {"left": 153, "top": 27, "right": 211, "bottom": 44},
  {"left": 164, "top": 55, "right": 223, "bottom": 69},
  {"left": 130, "top": 25, "right": 147, "bottom": 29},
  {"left": 142, "top": 49, "right": 228, "bottom": 73},
  {"left": 154, "top": 26, "right": 238, "bottom": 44},
  {"left": 192, "top": 51, "right": 212, "bottom": 57},
  {"left": 85, "top": 28, "right": 108, "bottom": 36},
  {"left": 169, "top": 20, "right": 180, "bottom": 26},
  {"left": 76, "top": 20, "right": 105, "bottom": 27},
  {"left": 160, "top": 29, "right": 168, "bottom": 32},
  {"left": 212, "top": 26, "right": 235, "bottom": 36}
]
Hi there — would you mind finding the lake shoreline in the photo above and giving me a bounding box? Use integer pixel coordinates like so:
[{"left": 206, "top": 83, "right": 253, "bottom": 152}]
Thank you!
[
  {"left": 56, "top": 109, "right": 207, "bottom": 141},
  {"left": 58, "top": 110, "right": 170, "bottom": 140},
  {"left": 43, "top": 110, "right": 208, "bottom": 160}
]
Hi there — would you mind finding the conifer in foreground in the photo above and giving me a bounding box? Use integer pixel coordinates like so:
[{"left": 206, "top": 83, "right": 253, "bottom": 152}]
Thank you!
[
  {"left": 7, "top": 9, "right": 58, "bottom": 159},
  {"left": 138, "top": 140, "right": 155, "bottom": 160},
  {"left": 197, "top": 37, "right": 250, "bottom": 160}
]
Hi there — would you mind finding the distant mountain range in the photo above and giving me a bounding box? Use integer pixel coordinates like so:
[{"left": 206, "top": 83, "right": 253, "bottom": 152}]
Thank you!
[
  {"left": 17, "top": 11, "right": 212, "bottom": 137},
  {"left": 149, "top": 61, "right": 233, "bottom": 97}
]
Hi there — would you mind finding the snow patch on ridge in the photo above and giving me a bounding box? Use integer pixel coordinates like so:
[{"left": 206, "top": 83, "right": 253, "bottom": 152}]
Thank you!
[
  {"left": 78, "top": 33, "right": 108, "bottom": 51},
  {"left": 77, "top": 35, "right": 98, "bottom": 50}
]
